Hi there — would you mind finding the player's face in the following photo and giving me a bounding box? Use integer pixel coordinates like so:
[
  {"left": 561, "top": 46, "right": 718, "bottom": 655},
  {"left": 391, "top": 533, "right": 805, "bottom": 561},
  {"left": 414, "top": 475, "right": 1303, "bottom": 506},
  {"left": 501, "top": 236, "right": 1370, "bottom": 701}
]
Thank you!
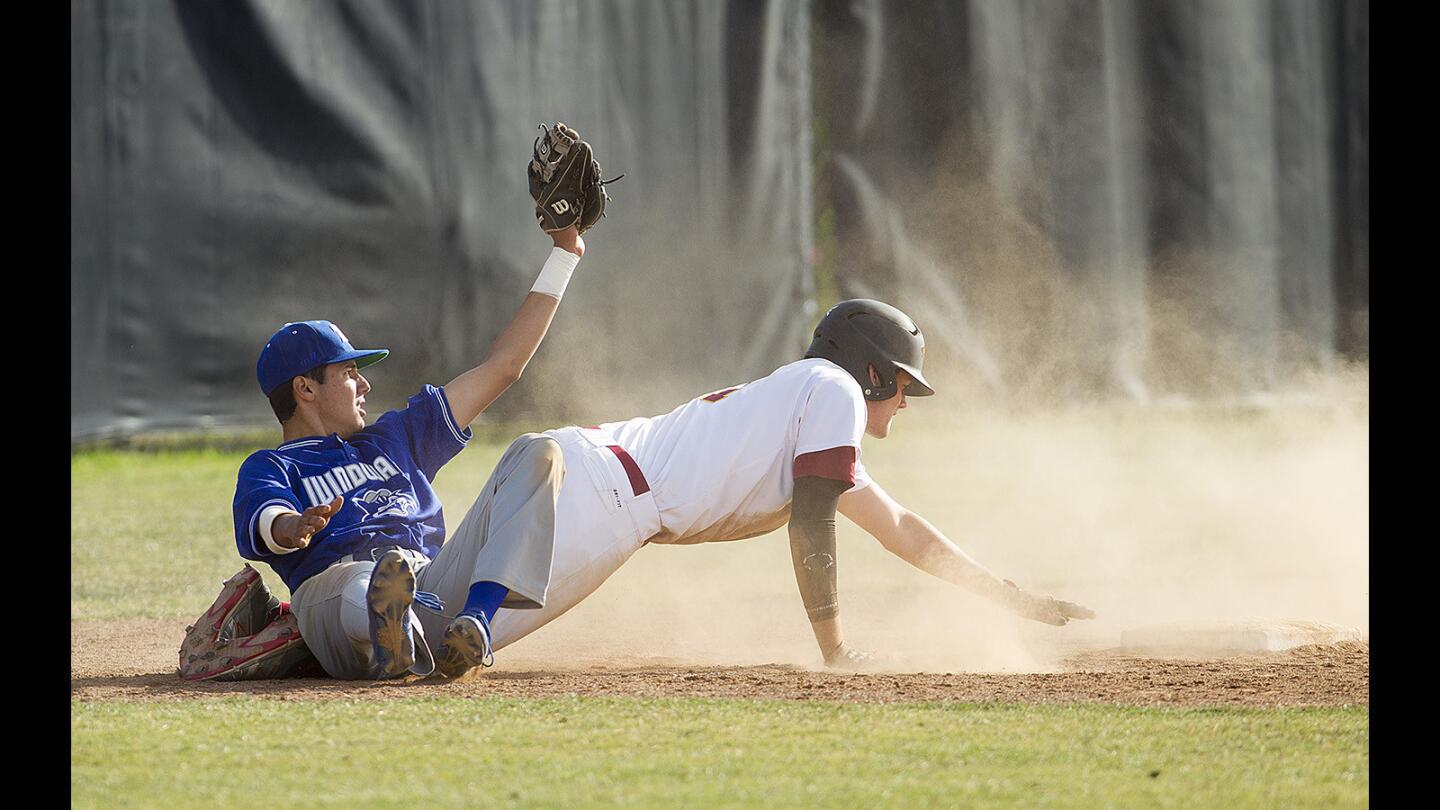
[
  {"left": 313, "top": 360, "right": 371, "bottom": 438},
  {"left": 864, "top": 369, "right": 911, "bottom": 439}
]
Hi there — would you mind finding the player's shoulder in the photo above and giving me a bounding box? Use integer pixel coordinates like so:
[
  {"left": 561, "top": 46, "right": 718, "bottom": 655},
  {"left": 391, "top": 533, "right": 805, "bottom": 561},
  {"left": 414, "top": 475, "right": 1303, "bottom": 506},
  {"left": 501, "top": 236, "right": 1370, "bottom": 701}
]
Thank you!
[
  {"left": 764, "top": 357, "right": 848, "bottom": 383},
  {"left": 387, "top": 383, "right": 462, "bottom": 425},
  {"left": 238, "top": 446, "right": 296, "bottom": 479},
  {"left": 771, "top": 358, "right": 863, "bottom": 400},
  {"left": 410, "top": 382, "right": 445, "bottom": 403},
  {"left": 239, "top": 448, "right": 277, "bottom": 467},
  {"left": 243, "top": 434, "right": 332, "bottom": 471}
]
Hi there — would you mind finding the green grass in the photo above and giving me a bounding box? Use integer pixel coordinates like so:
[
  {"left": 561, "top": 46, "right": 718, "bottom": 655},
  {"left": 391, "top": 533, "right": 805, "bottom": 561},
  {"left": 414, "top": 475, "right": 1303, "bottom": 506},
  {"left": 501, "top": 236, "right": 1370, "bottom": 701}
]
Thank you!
[
  {"left": 72, "top": 698, "right": 1367, "bottom": 809},
  {"left": 72, "top": 449, "right": 250, "bottom": 620}
]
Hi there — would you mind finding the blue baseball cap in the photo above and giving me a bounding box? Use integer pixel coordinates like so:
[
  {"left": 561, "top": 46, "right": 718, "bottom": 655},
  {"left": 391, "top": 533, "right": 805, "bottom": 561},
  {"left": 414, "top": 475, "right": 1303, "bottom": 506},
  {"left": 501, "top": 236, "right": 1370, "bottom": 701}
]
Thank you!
[{"left": 257, "top": 320, "right": 389, "bottom": 395}]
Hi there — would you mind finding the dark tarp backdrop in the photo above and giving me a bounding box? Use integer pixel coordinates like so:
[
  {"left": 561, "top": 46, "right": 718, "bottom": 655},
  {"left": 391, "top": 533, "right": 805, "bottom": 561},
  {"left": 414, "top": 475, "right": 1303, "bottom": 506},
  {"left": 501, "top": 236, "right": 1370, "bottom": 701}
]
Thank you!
[
  {"left": 72, "top": 0, "right": 814, "bottom": 441},
  {"left": 814, "top": 0, "right": 1367, "bottom": 404},
  {"left": 72, "top": 0, "right": 1366, "bottom": 442}
]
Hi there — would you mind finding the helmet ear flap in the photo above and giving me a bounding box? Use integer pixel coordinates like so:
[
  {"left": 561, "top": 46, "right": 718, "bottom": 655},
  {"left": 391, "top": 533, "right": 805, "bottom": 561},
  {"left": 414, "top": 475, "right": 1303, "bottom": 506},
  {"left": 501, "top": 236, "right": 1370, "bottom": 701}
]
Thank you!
[{"left": 861, "top": 361, "right": 899, "bottom": 401}]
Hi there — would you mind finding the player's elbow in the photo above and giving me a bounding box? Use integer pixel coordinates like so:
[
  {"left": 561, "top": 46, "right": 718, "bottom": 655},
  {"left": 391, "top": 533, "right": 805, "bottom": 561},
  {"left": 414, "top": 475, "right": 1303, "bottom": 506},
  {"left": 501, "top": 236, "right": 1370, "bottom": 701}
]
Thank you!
[
  {"left": 487, "top": 356, "right": 526, "bottom": 386},
  {"left": 875, "top": 509, "right": 922, "bottom": 555}
]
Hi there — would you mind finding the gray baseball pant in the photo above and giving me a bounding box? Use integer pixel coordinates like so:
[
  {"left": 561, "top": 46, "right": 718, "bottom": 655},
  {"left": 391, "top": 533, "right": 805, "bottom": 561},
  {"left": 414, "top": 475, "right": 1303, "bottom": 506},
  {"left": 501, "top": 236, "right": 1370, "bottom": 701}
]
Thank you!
[{"left": 290, "top": 433, "right": 563, "bottom": 679}]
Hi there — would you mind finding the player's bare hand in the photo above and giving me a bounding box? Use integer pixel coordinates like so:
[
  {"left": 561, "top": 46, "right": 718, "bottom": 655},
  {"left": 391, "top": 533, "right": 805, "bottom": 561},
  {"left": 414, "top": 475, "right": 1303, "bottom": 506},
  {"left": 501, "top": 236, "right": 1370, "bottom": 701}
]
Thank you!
[
  {"left": 550, "top": 226, "right": 585, "bottom": 257},
  {"left": 1023, "top": 597, "right": 1096, "bottom": 626},
  {"left": 274, "top": 496, "right": 343, "bottom": 550},
  {"left": 823, "top": 642, "right": 880, "bottom": 672},
  {"left": 1054, "top": 599, "right": 1096, "bottom": 621},
  {"left": 1002, "top": 579, "right": 1095, "bottom": 626}
]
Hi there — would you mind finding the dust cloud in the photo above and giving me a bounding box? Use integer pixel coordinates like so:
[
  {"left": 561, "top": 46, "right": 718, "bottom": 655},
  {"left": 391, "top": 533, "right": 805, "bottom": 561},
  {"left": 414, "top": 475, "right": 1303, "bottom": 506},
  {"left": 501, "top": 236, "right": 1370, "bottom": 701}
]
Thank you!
[
  {"left": 490, "top": 368, "right": 1367, "bottom": 675},
  {"left": 479, "top": 108, "right": 1367, "bottom": 676}
]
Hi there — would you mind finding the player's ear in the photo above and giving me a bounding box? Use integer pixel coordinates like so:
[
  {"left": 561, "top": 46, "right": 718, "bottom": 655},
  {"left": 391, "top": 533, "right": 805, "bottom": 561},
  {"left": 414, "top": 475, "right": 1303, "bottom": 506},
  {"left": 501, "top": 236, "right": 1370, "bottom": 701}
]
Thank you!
[
  {"left": 868, "top": 364, "right": 881, "bottom": 387},
  {"left": 293, "top": 375, "right": 316, "bottom": 402}
]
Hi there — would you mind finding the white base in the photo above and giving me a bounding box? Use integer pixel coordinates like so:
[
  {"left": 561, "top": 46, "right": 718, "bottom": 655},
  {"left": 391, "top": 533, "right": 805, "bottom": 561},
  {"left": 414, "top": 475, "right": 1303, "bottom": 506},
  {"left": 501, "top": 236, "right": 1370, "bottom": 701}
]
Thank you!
[{"left": 1120, "top": 619, "right": 1363, "bottom": 655}]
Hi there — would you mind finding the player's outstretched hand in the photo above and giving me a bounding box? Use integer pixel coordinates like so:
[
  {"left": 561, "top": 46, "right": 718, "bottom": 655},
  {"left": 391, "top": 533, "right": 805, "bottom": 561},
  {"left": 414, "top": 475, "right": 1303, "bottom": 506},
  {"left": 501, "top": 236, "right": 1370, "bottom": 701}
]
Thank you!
[
  {"left": 824, "top": 642, "right": 881, "bottom": 673},
  {"left": 1002, "top": 579, "right": 1096, "bottom": 626},
  {"left": 1053, "top": 599, "right": 1096, "bottom": 621},
  {"left": 275, "top": 496, "right": 344, "bottom": 550}
]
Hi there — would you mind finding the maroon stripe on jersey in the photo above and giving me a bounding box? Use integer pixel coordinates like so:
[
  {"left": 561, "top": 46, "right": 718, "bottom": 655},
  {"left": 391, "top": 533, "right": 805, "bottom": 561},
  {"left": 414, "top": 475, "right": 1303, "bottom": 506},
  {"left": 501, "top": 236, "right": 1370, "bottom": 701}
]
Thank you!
[
  {"left": 606, "top": 445, "right": 651, "bottom": 496},
  {"left": 793, "top": 446, "right": 857, "bottom": 485},
  {"left": 702, "top": 386, "right": 742, "bottom": 402}
]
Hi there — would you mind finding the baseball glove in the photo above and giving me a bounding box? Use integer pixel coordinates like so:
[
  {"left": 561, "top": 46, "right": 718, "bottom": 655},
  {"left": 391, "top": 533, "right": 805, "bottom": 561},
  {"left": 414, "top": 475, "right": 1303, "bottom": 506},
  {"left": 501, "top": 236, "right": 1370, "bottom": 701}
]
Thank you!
[
  {"left": 528, "top": 122, "right": 623, "bottom": 235},
  {"left": 178, "top": 564, "right": 325, "bottom": 681}
]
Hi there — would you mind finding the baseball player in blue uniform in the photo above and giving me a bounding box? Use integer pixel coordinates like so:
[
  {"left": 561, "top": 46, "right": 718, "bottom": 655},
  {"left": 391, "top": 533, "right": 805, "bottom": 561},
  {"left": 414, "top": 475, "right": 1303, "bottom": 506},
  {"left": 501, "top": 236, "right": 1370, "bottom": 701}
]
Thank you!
[
  {"left": 231, "top": 122, "right": 616, "bottom": 681},
  {"left": 234, "top": 212, "right": 588, "bottom": 680}
]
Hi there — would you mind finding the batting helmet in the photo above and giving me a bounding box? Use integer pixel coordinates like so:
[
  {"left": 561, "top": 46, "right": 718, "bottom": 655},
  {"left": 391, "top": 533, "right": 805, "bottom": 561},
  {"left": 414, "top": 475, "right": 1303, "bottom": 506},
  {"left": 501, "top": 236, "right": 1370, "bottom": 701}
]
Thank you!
[{"left": 804, "top": 299, "right": 936, "bottom": 401}]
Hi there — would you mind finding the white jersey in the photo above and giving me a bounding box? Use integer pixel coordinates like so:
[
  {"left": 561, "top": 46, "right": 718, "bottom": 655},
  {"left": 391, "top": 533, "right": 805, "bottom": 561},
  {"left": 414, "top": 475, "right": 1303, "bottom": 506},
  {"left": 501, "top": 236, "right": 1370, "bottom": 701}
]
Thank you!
[{"left": 599, "top": 358, "right": 873, "bottom": 545}]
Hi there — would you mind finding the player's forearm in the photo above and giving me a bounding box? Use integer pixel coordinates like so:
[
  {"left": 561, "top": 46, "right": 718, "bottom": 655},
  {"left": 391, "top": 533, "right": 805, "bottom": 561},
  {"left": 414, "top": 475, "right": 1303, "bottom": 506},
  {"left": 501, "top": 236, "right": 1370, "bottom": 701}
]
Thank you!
[
  {"left": 444, "top": 238, "right": 580, "bottom": 426},
  {"left": 483, "top": 291, "right": 563, "bottom": 382},
  {"left": 788, "top": 517, "right": 840, "bottom": 624},
  {"left": 885, "top": 510, "right": 1015, "bottom": 604},
  {"left": 789, "top": 476, "right": 851, "bottom": 656},
  {"left": 444, "top": 292, "right": 559, "bottom": 426}
]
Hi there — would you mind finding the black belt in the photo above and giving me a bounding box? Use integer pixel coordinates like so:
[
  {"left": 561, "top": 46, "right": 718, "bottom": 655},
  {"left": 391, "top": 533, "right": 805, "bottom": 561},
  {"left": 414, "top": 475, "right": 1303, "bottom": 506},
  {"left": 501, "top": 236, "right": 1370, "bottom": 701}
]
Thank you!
[{"left": 340, "top": 545, "right": 427, "bottom": 564}]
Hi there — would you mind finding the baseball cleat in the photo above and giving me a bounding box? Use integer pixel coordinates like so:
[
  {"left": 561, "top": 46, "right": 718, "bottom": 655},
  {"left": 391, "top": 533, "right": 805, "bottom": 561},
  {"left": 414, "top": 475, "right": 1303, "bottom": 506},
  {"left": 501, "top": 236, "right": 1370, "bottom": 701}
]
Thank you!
[
  {"left": 367, "top": 550, "right": 418, "bottom": 679},
  {"left": 433, "top": 614, "right": 496, "bottom": 679}
]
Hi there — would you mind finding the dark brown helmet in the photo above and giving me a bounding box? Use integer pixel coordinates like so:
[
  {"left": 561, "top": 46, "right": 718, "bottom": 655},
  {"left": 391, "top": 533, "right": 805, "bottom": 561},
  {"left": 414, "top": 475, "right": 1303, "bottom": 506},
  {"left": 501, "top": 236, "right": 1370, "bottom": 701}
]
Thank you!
[{"left": 804, "top": 299, "right": 935, "bottom": 401}]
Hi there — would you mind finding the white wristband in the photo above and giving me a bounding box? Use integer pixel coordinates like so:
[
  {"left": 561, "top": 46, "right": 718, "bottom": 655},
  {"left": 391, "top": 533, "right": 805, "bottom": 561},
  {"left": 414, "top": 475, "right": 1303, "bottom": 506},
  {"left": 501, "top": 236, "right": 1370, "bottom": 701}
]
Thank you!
[
  {"left": 531, "top": 246, "right": 581, "bottom": 300},
  {"left": 259, "top": 504, "right": 300, "bottom": 555}
]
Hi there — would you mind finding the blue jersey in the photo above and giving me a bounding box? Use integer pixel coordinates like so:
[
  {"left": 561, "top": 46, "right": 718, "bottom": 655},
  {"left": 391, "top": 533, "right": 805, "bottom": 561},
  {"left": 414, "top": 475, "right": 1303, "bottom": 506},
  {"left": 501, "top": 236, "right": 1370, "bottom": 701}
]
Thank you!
[{"left": 232, "top": 384, "right": 472, "bottom": 593}]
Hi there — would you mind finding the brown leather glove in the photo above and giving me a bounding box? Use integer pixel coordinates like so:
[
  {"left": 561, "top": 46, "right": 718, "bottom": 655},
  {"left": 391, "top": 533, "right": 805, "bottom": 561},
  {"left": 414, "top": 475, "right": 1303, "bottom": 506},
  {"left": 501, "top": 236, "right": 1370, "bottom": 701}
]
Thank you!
[{"left": 528, "top": 122, "right": 622, "bottom": 235}]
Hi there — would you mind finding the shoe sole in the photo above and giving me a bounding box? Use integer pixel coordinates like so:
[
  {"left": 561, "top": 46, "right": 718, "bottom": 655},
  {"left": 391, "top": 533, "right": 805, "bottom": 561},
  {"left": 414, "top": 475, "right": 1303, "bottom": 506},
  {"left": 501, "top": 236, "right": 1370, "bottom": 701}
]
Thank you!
[
  {"left": 436, "top": 617, "right": 491, "bottom": 679},
  {"left": 367, "top": 551, "right": 417, "bottom": 679}
]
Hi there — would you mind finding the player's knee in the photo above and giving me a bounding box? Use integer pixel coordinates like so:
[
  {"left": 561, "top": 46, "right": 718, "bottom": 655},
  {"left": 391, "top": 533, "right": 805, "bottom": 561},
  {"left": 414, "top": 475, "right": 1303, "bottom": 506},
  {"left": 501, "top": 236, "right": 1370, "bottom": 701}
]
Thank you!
[{"left": 514, "top": 433, "right": 564, "bottom": 482}]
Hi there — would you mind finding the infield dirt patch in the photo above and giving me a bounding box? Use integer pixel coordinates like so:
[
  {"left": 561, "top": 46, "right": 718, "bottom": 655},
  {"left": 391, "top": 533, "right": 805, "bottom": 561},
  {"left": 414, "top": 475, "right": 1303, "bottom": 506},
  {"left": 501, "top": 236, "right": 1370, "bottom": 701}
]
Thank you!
[{"left": 71, "top": 618, "right": 1365, "bottom": 708}]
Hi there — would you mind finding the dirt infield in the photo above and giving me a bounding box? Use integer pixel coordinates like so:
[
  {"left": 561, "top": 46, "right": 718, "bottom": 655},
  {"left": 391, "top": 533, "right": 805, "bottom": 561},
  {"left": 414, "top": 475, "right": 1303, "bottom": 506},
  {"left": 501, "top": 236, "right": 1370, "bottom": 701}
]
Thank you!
[{"left": 71, "top": 620, "right": 1366, "bottom": 707}]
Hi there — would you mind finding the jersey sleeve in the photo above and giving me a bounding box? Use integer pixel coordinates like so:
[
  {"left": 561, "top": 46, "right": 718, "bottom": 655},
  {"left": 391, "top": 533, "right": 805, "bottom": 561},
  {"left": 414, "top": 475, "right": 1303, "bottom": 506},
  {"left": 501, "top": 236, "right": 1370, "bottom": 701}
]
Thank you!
[
  {"left": 369, "top": 384, "right": 473, "bottom": 480},
  {"left": 233, "top": 452, "right": 303, "bottom": 561},
  {"left": 792, "top": 373, "right": 868, "bottom": 489},
  {"left": 850, "top": 456, "right": 874, "bottom": 493}
]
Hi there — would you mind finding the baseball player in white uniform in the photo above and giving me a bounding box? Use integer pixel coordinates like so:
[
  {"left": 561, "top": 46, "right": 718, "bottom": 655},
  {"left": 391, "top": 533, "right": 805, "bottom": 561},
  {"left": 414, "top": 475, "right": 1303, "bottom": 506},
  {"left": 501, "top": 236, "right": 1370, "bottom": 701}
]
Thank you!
[{"left": 432, "top": 299, "right": 1095, "bottom": 672}]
